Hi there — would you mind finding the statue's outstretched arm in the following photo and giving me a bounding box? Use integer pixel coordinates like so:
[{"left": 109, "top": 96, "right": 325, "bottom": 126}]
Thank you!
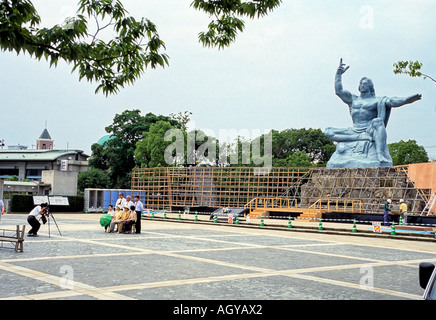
[
  {"left": 335, "top": 59, "right": 353, "bottom": 104},
  {"left": 386, "top": 94, "right": 422, "bottom": 108}
]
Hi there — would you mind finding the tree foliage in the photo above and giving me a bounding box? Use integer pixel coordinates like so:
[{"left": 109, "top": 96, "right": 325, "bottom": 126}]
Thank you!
[
  {"left": 135, "top": 121, "right": 178, "bottom": 168},
  {"left": 388, "top": 139, "right": 429, "bottom": 166},
  {"left": 0, "top": 0, "right": 169, "bottom": 95},
  {"left": 271, "top": 128, "right": 335, "bottom": 165},
  {"left": 0, "top": 0, "right": 282, "bottom": 94},
  {"left": 393, "top": 60, "right": 436, "bottom": 84},
  {"left": 89, "top": 109, "right": 180, "bottom": 188},
  {"left": 272, "top": 151, "right": 314, "bottom": 167},
  {"left": 77, "top": 168, "right": 111, "bottom": 192},
  {"left": 192, "top": 0, "right": 282, "bottom": 49}
]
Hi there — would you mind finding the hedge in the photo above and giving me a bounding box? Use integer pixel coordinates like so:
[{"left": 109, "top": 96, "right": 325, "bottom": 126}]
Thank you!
[{"left": 10, "top": 194, "right": 84, "bottom": 213}]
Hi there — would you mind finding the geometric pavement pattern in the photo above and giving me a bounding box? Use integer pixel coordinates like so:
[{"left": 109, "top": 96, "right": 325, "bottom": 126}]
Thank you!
[{"left": 1, "top": 213, "right": 436, "bottom": 302}]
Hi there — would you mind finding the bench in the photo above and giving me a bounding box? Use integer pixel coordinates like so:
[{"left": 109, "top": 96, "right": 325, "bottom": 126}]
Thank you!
[{"left": 0, "top": 225, "right": 26, "bottom": 252}]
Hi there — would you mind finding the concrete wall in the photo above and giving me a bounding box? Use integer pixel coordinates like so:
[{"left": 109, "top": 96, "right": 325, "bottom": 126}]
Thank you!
[{"left": 41, "top": 170, "right": 78, "bottom": 196}]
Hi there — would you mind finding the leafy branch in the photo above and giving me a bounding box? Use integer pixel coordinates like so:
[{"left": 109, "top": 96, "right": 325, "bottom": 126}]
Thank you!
[
  {"left": 393, "top": 60, "right": 436, "bottom": 84},
  {"left": 191, "top": 0, "right": 282, "bottom": 49},
  {"left": 0, "top": 0, "right": 169, "bottom": 96},
  {"left": 0, "top": 0, "right": 282, "bottom": 95}
]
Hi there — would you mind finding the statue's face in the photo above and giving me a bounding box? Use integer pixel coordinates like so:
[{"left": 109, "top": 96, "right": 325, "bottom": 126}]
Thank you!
[{"left": 359, "top": 77, "right": 374, "bottom": 93}]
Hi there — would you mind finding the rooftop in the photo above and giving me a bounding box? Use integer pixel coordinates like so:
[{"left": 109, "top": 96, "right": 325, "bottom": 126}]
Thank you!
[
  {"left": 38, "top": 128, "right": 52, "bottom": 140},
  {"left": 0, "top": 149, "right": 88, "bottom": 161}
]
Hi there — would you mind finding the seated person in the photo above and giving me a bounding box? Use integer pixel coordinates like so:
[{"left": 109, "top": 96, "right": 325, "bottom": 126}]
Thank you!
[
  {"left": 107, "top": 206, "right": 128, "bottom": 233},
  {"left": 105, "top": 204, "right": 115, "bottom": 232},
  {"left": 123, "top": 205, "right": 137, "bottom": 234}
]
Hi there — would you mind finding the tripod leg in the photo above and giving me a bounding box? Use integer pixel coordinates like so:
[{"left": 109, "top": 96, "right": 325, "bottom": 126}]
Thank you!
[
  {"left": 49, "top": 213, "right": 62, "bottom": 236},
  {"left": 47, "top": 214, "right": 50, "bottom": 238}
]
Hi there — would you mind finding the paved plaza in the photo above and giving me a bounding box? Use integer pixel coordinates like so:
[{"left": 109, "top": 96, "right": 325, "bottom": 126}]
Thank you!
[{"left": 1, "top": 213, "right": 435, "bottom": 306}]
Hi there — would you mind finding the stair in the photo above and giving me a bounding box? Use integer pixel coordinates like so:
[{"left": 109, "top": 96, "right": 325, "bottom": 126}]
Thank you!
[
  {"left": 294, "top": 209, "right": 322, "bottom": 222},
  {"left": 247, "top": 209, "right": 269, "bottom": 219}
]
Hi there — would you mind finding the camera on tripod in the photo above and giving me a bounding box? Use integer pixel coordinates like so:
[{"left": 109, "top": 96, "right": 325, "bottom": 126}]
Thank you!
[
  {"left": 39, "top": 203, "right": 50, "bottom": 224},
  {"left": 32, "top": 196, "right": 67, "bottom": 237}
]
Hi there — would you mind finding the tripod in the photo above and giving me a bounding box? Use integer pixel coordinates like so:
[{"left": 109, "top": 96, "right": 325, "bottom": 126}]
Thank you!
[{"left": 42, "top": 205, "right": 62, "bottom": 238}]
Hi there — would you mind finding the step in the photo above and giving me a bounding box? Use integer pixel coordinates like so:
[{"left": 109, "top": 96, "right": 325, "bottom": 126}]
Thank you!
[
  {"left": 294, "top": 209, "right": 322, "bottom": 222},
  {"left": 247, "top": 209, "right": 269, "bottom": 219}
]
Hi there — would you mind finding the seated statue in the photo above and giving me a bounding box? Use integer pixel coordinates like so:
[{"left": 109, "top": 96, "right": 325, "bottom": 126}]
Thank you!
[{"left": 324, "top": 59, "right": 422, "bottom": 168}]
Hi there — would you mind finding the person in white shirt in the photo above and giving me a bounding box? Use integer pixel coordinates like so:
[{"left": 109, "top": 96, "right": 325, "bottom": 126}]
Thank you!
[
  {"left": 27, "top": 203, "right": 48, "bottom": 237},
  {"left": 107, "top": 204, "right": 115, "bottom": 218},
  {"left": 105, "top": 204, "right": 115, "bottom": 232},
  {"left": 125, "top": 195, "right": 134, "bottom": 210},
  {"left": 115, "top": 193, "right": 126, "bottom": 210},
  {"left": 134, "top": 195, "right": 144, "bottom": 234}
]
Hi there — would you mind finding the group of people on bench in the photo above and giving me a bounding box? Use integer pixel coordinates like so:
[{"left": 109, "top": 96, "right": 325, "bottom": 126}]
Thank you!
[
  {"left": 105, "top": 193, "right": 143, "bottom": 234},
  {"left": 106, "top": 205, "right": 138, "bottom": 233}
]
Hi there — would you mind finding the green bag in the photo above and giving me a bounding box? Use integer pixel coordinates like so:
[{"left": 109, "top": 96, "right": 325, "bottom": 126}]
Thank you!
[{"left": 99, "top": 214, "right": 112, "bottom": 227}]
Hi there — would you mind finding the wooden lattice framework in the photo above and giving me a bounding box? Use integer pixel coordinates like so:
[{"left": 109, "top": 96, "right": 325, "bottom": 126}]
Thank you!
[
  {"left": 131, "top": 167, "right": 311, "bottom": 210},
  {"left": 131, "top": 165, "right": 430, "bottom": 214}
]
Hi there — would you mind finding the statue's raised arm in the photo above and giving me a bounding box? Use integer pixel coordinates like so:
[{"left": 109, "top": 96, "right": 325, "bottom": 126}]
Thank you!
[{"left": 335, "top": 59, "right": 353, "bottom": 105}]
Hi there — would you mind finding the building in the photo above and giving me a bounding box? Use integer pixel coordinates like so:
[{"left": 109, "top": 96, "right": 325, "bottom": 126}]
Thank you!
[
  {"left": 36, "top": 128, "right": 54, "bottom": 150},
  {"left": 0, "top": 148, "right": 89, "bottom": 181},
  {"left": 0, "top": 128, "right": 90, "bottom": 197}
]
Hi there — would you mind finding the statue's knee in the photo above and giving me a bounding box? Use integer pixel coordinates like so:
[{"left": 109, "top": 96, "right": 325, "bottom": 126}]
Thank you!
[{"left": 324, "top": 127, "right": 333, "bottom": 139}]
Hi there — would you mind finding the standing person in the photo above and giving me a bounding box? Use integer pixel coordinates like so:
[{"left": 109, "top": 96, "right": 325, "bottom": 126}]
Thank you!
[
  {"left": 27, "top": 203, "right": 47, "bottom": 237},
  {"left": 125, "top": 195, "right": 134, "bottom": 210},
  {"left": 0, "top": 198, "right": 4, "bottom": 220},
  {"left": 383, "top": 199, "right": 392, "bottom": 226},
  {"left": 115, "top": 193, "right": 126, "bottom": 210},
  {"left": 134, "top": 195, "right": 143, "bottom": 234},
  {"left": 399, "top": 199, "right": 408, "bottom": 224}
]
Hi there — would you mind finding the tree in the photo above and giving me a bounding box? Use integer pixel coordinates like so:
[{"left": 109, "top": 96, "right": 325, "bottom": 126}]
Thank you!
[
  {"left": 271, "top": 128, "right": 335, "bottom": 165},
  {"left": 388, "top": 139, "right": 429, "bottom": 166},
  {"left": 1, "top": 0, "right": 281, "bottom": 94},
  {"left": 0, "top": 0, "right": 168, "bottom": 95},
  {"left": 89, "top": 142, "right": 111, "bottom": 170},
  {"left": 169, "top": 111, "right": 192, "bottom": 132},
  {"left": 89, "top": 109, "right": 180, "bottom": 188},
  {"left": 77, "top": 168, "right": 111, "bottom": 192},
  {"left": 192, "top": 0, "right": 282, "bottom": 49},
  {"left": 186, "top": 129, "right": 221, "bottom": 166},
  {"left": 393, "top": 60, "right": 436, "bottom": 84},
  {"left": 283, "top": 151, "right": 314, "bottom": 167},
  {"left": 135, "top": 121, "right": 179, "bottom": 168}
]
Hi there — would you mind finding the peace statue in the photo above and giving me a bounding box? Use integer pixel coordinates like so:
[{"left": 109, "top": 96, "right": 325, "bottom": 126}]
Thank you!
[{"left": 324, "top": 59, "right": 422, "bottom": 168}]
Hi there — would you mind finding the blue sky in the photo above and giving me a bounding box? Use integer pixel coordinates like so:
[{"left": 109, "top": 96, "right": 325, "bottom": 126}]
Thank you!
[{"left": 1, "top": 0, "right": 435, "bottom": 158}]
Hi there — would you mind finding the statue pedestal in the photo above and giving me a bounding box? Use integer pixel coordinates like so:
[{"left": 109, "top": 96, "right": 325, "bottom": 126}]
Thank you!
[{"left": 326, "top": 141, "right": 393, "bottom": 168}]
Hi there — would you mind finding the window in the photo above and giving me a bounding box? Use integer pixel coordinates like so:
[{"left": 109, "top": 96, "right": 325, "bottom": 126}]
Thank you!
[
  {"left": 26, "top": 169, "right": 42, "bottom": 180},
  {"left": 0, "top": 169, "right": 19, "bottom": 179}
]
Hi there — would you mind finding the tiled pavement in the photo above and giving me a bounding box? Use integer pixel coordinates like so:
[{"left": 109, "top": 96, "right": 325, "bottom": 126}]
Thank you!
[{"left": 1, "top": 213, "right": 435, "bottom": 304}]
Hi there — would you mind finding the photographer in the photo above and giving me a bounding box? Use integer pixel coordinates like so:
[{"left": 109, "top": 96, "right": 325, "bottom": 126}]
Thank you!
[{"left": 27, "top": 203, "right": 48, "bottom": 237}]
